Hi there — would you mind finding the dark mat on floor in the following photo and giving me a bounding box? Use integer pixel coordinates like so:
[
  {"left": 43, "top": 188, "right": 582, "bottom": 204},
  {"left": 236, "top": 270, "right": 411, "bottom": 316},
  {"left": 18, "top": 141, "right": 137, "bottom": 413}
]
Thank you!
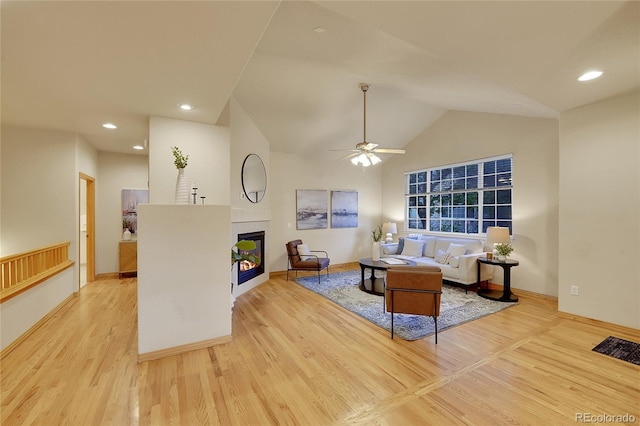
[{"left": 592, "top": 336, "right": 640, "bottom": 365}]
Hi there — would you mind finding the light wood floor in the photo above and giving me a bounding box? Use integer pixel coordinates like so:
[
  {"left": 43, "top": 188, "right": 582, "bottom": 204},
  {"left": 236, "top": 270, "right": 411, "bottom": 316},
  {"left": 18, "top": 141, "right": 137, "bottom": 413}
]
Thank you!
[{"left": 2, "top": 264, "right": 639, "bottom": 425}]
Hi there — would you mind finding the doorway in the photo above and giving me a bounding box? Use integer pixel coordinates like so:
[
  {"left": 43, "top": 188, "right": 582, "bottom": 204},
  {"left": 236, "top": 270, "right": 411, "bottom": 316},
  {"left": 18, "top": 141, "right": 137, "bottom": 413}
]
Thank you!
[{"left": 79, "top": 173, "right": 96, "bottom": 289}]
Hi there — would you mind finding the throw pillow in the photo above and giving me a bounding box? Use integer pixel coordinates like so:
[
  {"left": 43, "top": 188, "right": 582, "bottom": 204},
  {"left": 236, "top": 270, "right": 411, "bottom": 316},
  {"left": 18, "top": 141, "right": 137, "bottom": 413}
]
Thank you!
[
  {"left": 297, "top": 244, "right": 311, "bottom": 260},
  {"left": 448, "top": 256, "right": 460, "bottom": 268},
  {"left": 435, "top": 249, "right": 451, "bottom": 265},
  {"left": 446, "top": 243, "right": 467, "bottom": 257},
  {"left": 397, "top": 237, "right": 405, "bottom": 254},
  {"left": 401, "top": 238, "right": 424, "bottom": 257}
]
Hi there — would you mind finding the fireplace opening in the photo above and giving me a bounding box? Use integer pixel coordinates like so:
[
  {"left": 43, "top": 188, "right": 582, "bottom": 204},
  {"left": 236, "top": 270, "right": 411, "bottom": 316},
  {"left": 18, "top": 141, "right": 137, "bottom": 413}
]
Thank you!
[{"left": 237, "top": 231, "right": 265, "bottom": 285}]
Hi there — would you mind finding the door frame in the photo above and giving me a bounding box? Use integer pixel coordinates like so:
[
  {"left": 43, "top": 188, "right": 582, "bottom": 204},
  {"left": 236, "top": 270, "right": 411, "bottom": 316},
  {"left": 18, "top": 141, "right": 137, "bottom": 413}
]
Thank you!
[{"left": 79, "top": 173, "right": 96, "bottom": 288}]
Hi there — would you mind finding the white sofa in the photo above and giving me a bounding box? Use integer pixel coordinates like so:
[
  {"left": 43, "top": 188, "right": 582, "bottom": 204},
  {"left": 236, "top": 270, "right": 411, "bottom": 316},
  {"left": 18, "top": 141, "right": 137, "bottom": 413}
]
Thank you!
[{"left": 380, "top": 235, "right": 493, "bottom": 288}]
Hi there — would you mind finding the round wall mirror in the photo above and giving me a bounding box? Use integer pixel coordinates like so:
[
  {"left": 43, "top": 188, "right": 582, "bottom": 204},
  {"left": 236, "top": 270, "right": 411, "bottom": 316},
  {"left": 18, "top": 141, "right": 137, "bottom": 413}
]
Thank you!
[{"left": 241, "top": 154, "right": 267, "bottom": 203}]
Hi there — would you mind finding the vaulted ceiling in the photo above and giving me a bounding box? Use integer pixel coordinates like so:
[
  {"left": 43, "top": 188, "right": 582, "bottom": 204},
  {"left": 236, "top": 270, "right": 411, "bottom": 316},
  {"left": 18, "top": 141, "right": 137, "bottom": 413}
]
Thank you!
[{"left": 2, "top": 1, "right": 638, "bottom": 162}]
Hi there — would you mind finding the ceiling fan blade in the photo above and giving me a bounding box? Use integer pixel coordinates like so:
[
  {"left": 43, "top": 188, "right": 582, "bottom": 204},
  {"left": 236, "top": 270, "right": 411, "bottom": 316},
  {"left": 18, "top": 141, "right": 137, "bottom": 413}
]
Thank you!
[
  {"left": 329, "top": 149, "right": 359, "bottom": 152},
  {"left": 362, "top": 142, "right": 378, "bottom": 150},
  {"left": 372, "top": 148, "right": 406, "bottom": 154},
  {"left": 338, "top": 152, "right": 360, "bottom": 161}
]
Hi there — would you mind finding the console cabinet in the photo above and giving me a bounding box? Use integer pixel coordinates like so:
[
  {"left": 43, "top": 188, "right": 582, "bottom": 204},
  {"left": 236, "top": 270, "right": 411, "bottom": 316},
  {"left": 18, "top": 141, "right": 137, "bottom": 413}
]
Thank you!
[{"left": 119, "top": 240, "right": 137, "bottom": 277}]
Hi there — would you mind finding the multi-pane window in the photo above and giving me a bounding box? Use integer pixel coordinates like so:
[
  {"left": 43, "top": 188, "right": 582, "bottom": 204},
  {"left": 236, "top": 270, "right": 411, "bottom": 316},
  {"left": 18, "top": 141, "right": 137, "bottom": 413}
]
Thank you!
[{"left": 406, "top": 155, "right": 513, "bottom": 235}]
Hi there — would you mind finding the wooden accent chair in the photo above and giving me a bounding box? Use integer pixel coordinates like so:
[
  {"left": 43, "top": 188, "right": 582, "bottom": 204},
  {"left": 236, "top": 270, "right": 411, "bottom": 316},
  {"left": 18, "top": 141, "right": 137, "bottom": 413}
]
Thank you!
[
  {"left": 385, "top": 265, "right": 443, "bottom": 343},
  {"left": 285, "top": 240, "right": 330, "bottom": 284}
]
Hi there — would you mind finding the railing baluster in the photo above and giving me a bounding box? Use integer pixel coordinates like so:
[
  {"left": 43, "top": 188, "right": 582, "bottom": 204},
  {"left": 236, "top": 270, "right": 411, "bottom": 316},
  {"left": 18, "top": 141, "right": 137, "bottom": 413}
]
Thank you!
[{"left": 1, "top": 242, "right": 73, "bottom": 301}]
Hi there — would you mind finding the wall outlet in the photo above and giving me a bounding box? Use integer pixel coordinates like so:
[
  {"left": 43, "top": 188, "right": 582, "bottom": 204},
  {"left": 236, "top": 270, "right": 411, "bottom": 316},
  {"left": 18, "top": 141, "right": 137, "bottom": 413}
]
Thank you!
[{"left": 570, "top": 285, "right": 579, "bottom": 296}]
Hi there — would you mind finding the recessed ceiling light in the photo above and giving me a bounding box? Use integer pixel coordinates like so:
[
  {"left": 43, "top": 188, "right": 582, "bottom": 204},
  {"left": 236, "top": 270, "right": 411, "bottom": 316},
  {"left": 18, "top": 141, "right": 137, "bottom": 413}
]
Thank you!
[
  {"left": 102, "top": 123, "right": 117, "bottom": 129},
  {"left": 313, "top": 27, "right": 326, "bottom": 33},
  {"left": 178, "top": 103, "right": 194, "bottom": 111},
  {"left": 578, "top": 70, "right": 603, "bottom": 82},
  {"left": 133, "top": 145, "right": 144, "bottom": 150}
]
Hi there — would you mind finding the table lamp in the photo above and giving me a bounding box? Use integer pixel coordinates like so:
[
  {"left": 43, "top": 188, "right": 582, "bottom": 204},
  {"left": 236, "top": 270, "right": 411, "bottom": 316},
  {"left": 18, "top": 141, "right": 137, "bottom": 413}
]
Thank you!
[
  {"left": 383, "top": 222, "right": 398, "bottom": 243},
  {"left": 485, "top": 226, "right": 511, "bottom": 254}
]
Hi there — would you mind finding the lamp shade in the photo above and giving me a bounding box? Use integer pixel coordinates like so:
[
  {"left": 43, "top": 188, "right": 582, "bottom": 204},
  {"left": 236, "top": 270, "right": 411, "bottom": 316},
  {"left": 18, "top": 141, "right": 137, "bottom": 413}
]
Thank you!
[
  {"left": 383, "top": 222, "right": 398, "bottom": 243},
  {"left": 485, "top": 226, "right": 510, "bottom": 250}
]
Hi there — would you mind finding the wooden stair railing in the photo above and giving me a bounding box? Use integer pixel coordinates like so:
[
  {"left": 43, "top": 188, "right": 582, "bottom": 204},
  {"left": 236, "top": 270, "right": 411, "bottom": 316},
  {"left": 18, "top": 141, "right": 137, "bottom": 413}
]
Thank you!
[{"left": 1, "top": 242, "right": 74, "bottom": 303}]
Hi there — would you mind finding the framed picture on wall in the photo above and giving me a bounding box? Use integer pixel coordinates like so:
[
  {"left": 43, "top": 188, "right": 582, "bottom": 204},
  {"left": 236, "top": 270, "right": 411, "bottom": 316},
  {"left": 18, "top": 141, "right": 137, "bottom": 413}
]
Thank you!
[
  {"left": 331, "top": 190, "right": 358, "bottom": 228},
  {"left": 296, "top": 189, "right": 328, "bottom": 229},
  {"left": 122, "top": 189, "right": 148, "bottom": 236}
]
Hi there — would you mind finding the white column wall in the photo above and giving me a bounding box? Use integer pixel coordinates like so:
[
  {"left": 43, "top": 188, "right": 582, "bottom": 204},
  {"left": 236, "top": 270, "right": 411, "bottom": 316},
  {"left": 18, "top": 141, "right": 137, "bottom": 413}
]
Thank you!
[
  {"left": 559, "top": 92, "right": 640, "bottom": 328},
  {"left": 137, "top": 204, "right": 231, "bottom": 355}
]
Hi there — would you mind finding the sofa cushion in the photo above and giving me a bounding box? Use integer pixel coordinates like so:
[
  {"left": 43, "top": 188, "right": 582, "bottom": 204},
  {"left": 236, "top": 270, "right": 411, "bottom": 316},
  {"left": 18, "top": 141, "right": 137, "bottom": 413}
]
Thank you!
[
  {"left": 435, "top": 249, "right": 450, "bottom": 264},
  {"left": 418, "top": 236, "right": 438, "bottom": 257},
  {"left": 446, "top": 243, "right": 467, "bottom": 257},
  {"left": 434, "top": 238, "right": 482, "bottom": 255},
  {"left": 448, "top": 256, "right": 460, "bottom": 268},
  {"left": 401, "top": 238, "right": 424, "bottom": 257}
]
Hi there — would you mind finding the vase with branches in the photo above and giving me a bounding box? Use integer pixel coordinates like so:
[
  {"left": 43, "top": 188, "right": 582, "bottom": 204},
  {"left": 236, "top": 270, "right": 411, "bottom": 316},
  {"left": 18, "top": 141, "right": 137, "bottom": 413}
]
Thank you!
[
  {"left": 171, "top": 146, "right": 190, "bottom": 203},
  {"left": 371, "top": 225, "right": 383, "bottom": 261}
]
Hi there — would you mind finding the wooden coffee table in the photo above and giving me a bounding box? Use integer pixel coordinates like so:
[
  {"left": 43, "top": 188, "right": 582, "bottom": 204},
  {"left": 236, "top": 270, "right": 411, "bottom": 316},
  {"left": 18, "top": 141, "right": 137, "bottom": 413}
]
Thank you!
[{"left": 358, "top": 257, "right": 416, "bottom": 296}]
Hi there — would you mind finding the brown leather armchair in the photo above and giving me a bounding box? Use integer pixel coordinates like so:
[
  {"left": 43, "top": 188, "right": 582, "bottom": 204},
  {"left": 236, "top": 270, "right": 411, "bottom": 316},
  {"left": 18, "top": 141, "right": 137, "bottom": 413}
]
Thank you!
[
  {"left": 385, "top": 265, "right": 443, "bottom": 343},
  {"left": 285, "top": 240, "right": 330, "bottom": 284}
]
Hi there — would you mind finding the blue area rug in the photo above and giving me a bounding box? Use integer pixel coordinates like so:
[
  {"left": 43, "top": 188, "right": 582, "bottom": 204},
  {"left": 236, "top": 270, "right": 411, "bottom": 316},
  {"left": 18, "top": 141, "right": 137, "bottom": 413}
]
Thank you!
[{"left": 294, "top": 270, "right": 515, "bottom": 341}]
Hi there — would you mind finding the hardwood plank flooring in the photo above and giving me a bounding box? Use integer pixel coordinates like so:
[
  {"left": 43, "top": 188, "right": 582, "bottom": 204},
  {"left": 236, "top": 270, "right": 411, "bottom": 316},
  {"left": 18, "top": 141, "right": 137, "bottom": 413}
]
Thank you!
[{"left": 1, "top": 265, "right": 639, "bottom": 425}]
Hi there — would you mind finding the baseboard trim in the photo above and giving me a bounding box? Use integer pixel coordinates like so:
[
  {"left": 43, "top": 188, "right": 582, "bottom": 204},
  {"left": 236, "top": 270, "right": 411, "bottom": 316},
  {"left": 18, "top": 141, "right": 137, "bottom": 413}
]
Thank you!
[
  {"left": 95, "top": 272, "right": 119, "bottom": 280},
  {"left": 138, "top": 335, "right": 233, "bottom": 363},
  {"left": 0, "top": 293, "right": 75, "bottom": 360}
]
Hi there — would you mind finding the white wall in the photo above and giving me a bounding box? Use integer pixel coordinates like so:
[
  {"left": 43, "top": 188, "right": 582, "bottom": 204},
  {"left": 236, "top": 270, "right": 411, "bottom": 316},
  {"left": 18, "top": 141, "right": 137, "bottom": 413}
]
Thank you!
[
  {"left": 269, "top": 152, "right": 383, "bottom": 273},
  {"left": 0, "top": 126, "right": 82, "bottom": 350},
  {"left": 230, "top": 97, "right": 270, "bottom": 210},
  {"left": 229, "top": 97, "right": 271, "bottom": 296},
  {"left": 96, "top": 152, "right": 148, "bottom": 274},
  {"left": 1, "top": 268, "right": 74, "bottom": 350},
  {"left": 1, "top": 127, "right": 78, "bottom": 256},
  {"left": 137, "top": 205, "right": 231, "bottom": 355},
  {"left": 559, "top": 92, "right": 640, "bottom": 328},
  {"left": 381, "top": 111, "right": 560, "bottom": 296},
  {"left": 148, "top": 116, "right": 230, "bottom": 205}
]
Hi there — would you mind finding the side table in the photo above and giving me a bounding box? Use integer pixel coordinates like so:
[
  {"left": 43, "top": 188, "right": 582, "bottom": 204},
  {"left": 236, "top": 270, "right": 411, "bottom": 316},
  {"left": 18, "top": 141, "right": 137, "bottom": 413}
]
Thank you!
[{"left": 476, "top": 257, "right": 519, "bottom": 302}]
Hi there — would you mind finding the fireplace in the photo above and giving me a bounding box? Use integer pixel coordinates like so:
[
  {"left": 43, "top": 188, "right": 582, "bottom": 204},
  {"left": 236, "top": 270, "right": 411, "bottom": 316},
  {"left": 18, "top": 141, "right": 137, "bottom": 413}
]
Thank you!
[{"left": 237, "top": 231, "right": 265, "bottom": 285}]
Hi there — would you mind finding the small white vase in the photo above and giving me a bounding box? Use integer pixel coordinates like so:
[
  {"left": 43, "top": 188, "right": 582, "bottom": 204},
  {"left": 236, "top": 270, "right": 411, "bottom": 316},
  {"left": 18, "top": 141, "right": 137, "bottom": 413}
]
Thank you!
[
  {"left": 372, "top": 241, "right": 381, "bottom": 261},
  {"left": 123, "top": 229, "right": 132, "bottom": 241},
  {"left": 497, "top": 254, "right": 506, "bottom": 261},
  {"left": 175, "top": 168, "right": 189, "bottom": 204}
]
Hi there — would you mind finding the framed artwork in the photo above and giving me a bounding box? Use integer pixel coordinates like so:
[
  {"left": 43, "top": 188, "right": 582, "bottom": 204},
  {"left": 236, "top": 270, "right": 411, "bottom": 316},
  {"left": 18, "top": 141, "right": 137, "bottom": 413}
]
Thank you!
[
  {"left": 331, "top": 190, "right": 358, "bottom": 228},
  {"left": 122, "top": 189, "right": 148, "bottom": 235},
  {"left": 296, "top": 189, "right": 328, "bottom": 229}
]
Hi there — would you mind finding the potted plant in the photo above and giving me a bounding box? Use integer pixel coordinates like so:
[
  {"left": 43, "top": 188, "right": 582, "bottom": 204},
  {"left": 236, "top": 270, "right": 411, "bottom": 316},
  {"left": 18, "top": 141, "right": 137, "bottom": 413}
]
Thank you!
[
  {"left": 231, "top": 240, "right": 261, "bottom": 268},
  {"left": 230, "top": 239, "right": 261, "bottom": 291},
  {"left": 494, "top": 243, "right": 514, "bottom": 261}
]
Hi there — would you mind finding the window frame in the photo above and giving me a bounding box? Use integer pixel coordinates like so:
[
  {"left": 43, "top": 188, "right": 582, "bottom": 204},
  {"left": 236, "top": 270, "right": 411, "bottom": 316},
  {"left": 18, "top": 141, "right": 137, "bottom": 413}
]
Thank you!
[{"left": 405, "top": 154, "right": 513, "bottom": 236}]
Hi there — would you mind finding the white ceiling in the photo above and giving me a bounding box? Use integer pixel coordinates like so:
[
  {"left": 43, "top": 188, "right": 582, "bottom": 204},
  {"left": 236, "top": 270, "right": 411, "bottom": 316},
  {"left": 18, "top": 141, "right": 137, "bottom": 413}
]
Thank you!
[{"left": 2, "top": 1, "right": 638, "bottom": 161}]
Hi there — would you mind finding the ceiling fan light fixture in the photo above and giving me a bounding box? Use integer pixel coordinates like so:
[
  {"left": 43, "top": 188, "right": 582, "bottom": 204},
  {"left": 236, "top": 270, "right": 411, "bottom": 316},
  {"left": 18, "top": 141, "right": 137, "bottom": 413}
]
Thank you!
[
  {"left": 351, "top": 153, "right": 372, "bottom": 167},
  {"left": 368, "top": 153, "right": 381, "bottom": 165}
]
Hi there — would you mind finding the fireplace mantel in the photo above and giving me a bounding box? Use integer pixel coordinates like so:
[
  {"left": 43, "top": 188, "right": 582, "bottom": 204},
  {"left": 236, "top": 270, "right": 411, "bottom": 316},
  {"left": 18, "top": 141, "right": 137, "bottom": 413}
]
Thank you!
[{"left": 231, "top": 208, "right": 271, "bottom": 223}]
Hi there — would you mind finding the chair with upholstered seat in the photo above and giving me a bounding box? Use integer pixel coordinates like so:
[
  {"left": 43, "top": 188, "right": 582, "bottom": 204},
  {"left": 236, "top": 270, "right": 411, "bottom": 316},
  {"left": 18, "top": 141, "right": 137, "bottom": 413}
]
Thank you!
[
  {"left": 285, "top": 240, "right": 330, "bottom": 284},
  {"left": 385, "top": 265, "right": 443, "bottom": 343}
]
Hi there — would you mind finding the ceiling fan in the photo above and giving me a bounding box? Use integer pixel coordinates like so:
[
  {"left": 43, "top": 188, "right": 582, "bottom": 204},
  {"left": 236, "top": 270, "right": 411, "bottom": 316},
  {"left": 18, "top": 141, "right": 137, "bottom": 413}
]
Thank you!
[{"left": 332, "top": 83, "right": 405, "bottom": 167}]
